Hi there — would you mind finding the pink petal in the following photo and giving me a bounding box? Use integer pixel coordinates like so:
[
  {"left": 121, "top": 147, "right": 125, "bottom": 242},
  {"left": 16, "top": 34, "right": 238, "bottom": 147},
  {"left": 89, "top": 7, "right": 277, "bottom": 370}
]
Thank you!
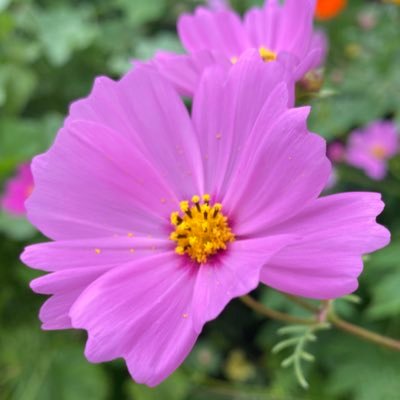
[
  {"left": 70, "top": 252, "right": 198, "bottom": 387},
  {"left": 25, "top": 236, "right": 169, "bottom": 330},
  {"left": 192, "top": 234, "right": 296, "bottom": 333},
  {"left": 225, "top": 107, "right": 331, "bottom": 235},
  {"left": 151, "top": 50, "right": 231, "bottom": 97},
  {"left": 22, "top": 236, "right": 170, "bottom": 272},
  {"left": 192, "top": 51, "right": 290, "bottom": 197},
  {"left": 244, "top": 0, "right": 319, "bottom": 79},
  {"left": 260, "top": 193, "right": 390, "bottom": 299},
  {"left": 274, "top": 0, "right": 316, "bottom": 57},
  {"left": 244, "top": 1, "right": 282, "bottom": 50},
  {"left": 67, "top": 66, "right": 204, "bottom": 200},
  {"left": 32, "top": 266, "right": 109, "bottom": 330},
  {"left": 25, "top": 233, "right": 172, "bottom": 329},
  {"left": 27, "top": 120, "right": 182, "bottom": 240},
  {"left": 38, "top": 292, "right": 81, "bottom": 330},
  {"left": 178, "top": 7, "right": 250, "bottom": 58}
]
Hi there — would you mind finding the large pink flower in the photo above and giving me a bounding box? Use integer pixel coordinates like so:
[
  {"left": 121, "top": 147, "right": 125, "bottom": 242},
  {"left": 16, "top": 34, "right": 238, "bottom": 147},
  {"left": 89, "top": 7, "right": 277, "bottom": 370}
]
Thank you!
[
  {"left": 152, "top": 0, "right": 327, "bottom": 97},
  {"left": 1, "top": 163, "right": 33, "bottom": 215},
  {"left": 21, "top": 54, "right": 389, "bottom": 386},
  {"left": 346, "top": 121, "right": 398, "bottom": 180}
]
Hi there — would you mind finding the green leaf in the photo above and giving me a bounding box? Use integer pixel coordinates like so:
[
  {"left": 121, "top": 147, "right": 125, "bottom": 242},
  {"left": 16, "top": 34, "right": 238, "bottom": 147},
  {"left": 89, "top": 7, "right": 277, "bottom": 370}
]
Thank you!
[
  {"left": 367, "top": 271, "right": 400, "bottom": 319},
  {"left": 0, "top": 212, "right": 36, "bottom": 241},
  {"left": 118, "top": 0, "right": 167, "bottom": 25},
  {"left": 0, "top": 113, "right": 61, "bottom": 172},
  {"left": 127, "top": 369, "right": 190, "bottom": 400},
  {"left": 0, "top": 0, "right": 11, "bottom": 11},
  {"left": 135, "top": 32, "right": 184, "bottom": 61},
  {"left": 325, "top": 337, "right": 400, "bottom": 400},
  {"left": 35, "top": 6, "right": 98, "bottom": 66},
  {"left": 0, "top": 328, "right": 110, "bottom": 400},
  {"left": 0, "top": 12, "right": 14, "bottom": 40},
  {"left": 0, "top": 65, "right": 37, "bottom": 114},
  {"left": 308, "top": 4, "right": 400, "bottom": 139}
]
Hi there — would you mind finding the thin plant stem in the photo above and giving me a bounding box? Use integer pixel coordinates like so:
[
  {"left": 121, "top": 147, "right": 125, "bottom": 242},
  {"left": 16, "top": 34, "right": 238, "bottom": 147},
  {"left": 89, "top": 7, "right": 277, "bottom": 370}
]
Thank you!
[
  {"left": 241, "top": 295, "right": 400, "bottom": 352},
  {"left": 240, "top": 296, "right": 316, "bottom": 325},
  {"left": 328, "top": 310, "right": 400, "bottom": 352},
  {"left": 280, "top": 293, "right": 320, "bottom": 313}
]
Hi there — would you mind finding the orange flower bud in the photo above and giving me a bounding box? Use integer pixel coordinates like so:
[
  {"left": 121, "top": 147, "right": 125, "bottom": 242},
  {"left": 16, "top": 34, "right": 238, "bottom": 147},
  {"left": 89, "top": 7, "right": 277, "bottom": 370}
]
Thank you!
[{"left": 315, "top": 0, "right": 347, "bottom": 21}]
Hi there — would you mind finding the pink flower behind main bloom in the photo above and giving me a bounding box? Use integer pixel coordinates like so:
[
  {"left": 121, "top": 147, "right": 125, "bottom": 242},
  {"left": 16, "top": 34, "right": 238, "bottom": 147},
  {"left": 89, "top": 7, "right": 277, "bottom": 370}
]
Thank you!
[
  {"left": 207, "top": 0, "right": 229, "bottom": 11},
  {"left": 21, "top": 54, "right": 389, "bottom": 386},
  {"left": 346, "top": 121, "right": 399, "bottom": 180},
  {"left": 2, "top": 163, "right": 33, "bottom": 216},
  {"left": 152, "top": 0, "right": 327, "bottom": 96}
]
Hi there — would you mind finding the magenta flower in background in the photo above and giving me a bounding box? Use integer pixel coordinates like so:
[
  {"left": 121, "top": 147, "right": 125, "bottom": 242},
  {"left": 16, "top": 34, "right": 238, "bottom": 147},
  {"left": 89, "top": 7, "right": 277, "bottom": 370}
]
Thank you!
[
  {"left": 152, "top": 0, "right": 327, "bottom": 96},
  {"left": 207, "top": 0, "right": 229, "bottom": 11},
  {"left": 2, "top": 163, "right": 33, "bottom": 216},
  {"left": 346, "top": 121, "right": 399, "bottom": 180},
  {"left": 327, "top": 141, "right": 345, "bottom": 163},
  {"left": 21, "top": 54, "right": 389, "bottom": 386}
]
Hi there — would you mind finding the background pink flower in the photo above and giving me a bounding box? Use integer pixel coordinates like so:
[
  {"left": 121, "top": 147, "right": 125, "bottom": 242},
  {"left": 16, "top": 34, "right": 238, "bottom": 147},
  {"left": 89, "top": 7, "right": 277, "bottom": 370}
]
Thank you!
[
  {"left": 207, "top": 0, "right": 229, "bottom": 11},
  {"left": 151, "top": 0, "right": 327, "bottom": 96},
  {"left": 346, "top": 121, "right": 399, "bottom": 180},
  {"left": 21, "top": 54, "right": 389, "bottom": 386},
  {"left": 1, "top": 163, "right": 33, "bottom": 216},
  {"left": 327, "top": 141, "right": 346, "bottom": 163}
]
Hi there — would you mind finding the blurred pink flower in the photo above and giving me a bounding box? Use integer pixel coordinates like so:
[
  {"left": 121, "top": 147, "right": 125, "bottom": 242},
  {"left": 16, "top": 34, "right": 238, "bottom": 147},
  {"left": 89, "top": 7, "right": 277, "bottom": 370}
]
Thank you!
[
  {"left": 327, "top": 141, "right": 345, "bottom": 163},
  {"left": 207, "top": 0, "right": 229, "bottom": 11},
  {"left": 21, "top": 55, "right": 389, "bottom": 386},
  {"left": 152, "top": 0, "right": 327, "bottom": 96},
  {"left": 346, "top": 121, "right": 398, "bottom": 180},
  {"left": 2, "top": 163, "right": 33, "bottom": 216}
]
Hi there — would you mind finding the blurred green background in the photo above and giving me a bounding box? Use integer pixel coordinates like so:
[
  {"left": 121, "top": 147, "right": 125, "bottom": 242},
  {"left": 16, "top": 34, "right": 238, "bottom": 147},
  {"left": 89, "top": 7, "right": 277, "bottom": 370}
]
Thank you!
[{"left": 1, "top": 0, "right": 400, "bottom": 399}]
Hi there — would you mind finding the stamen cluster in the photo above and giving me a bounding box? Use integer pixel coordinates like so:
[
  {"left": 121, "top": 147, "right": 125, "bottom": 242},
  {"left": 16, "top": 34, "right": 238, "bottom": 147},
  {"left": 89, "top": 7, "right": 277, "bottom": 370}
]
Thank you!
[
  {"left": 170, "top": 194, "right": 235, "bottom": 264},
  {"left": 259, "top": 47, "right": 277, "bottom": 62}
]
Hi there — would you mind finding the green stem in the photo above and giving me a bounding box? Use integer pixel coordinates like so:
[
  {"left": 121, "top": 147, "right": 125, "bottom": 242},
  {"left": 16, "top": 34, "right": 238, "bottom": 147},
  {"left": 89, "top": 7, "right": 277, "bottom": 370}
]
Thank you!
[
  {"left": 240, "top": 296, "right": 316, "bottom": 325},
  {"left": 328, "top": 310, "right": 400, "bottom": 352},
  {"left": 281, "top": 293, "right": 320, "bottom": 313},
  {"left": 242, "top": 295, "right": 400, "bottom": 353}
]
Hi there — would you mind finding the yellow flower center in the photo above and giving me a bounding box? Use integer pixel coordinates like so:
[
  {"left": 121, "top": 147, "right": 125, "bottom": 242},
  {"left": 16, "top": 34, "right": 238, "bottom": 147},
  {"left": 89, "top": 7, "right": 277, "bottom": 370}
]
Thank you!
[
  {"left": 170, "top": 194, "right": 235, "bottom": 264},
  {"left": 230, "top": 47, "right": 277, "bottom": 65},
  {"left": 259, "top": 46, "right": 277, "bottom": 62},
  {"left": 371, "top": 145, "right": 387, "bottom": 160}
]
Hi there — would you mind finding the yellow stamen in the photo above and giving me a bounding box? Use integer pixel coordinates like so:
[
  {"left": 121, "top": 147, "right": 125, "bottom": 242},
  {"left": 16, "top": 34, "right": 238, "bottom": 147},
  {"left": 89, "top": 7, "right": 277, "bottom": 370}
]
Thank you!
[
  {"left": 192, "top": 195, "right": 200, "bottom": 203},
  {"left": 230, "top": 56, "right": 238, "bottom": 64},
  {"left": 170, "top": 194, "right": 235, "bottom": 264},
  {"left": 170, "top": 212, "right": 181, "bottom": 226},
  {"left": 371, "top": 145, "right": 387, "bottom": 160},
  {"left": 259, "top": 46, "right": 277, "bottom": 62},
  {"left": 180, "top": 201, "right": 189, "bottom": 213}
]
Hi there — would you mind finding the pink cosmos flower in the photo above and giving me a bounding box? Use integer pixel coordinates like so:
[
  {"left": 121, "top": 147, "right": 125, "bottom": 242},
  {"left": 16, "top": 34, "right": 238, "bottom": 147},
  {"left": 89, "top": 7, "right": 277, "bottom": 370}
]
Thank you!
[
  {"left": 346, "top": 121, "right": 399, "bottom": 180},
  {"left": 152, "top": 0, "right": 327, "bottom": 97},
  {"left": 327, "top": 141, "right": 345, "bottom": 163},
  {"left": 1, "top": 163, "right": 33, "bottom": 215},
  {"left": 207, "top": 0, "right": 229, "bottom": 11},
  {"left": 21, "top": 53, "right": 389, "bottom": 386}
]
